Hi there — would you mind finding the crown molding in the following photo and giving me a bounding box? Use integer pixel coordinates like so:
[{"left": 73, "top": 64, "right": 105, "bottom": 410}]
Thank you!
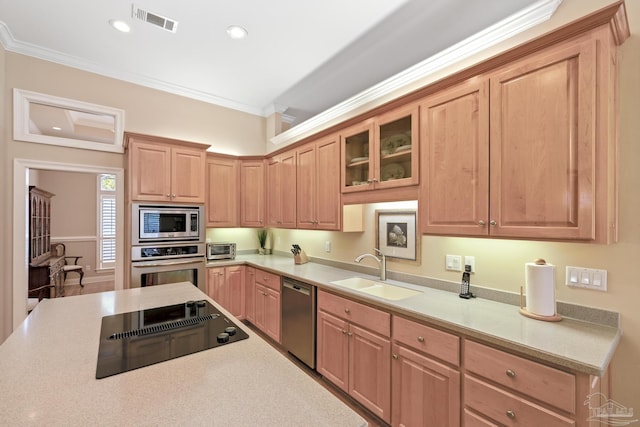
[
  {"left": 270, "top": 0, "right": 562, "bottom": 147},
  {"left": 0, "top": 21, "right": 264, "bottom": 117}
]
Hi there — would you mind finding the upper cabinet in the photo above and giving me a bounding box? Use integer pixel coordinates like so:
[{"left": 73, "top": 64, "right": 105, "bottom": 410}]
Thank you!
[
  {"left": 267, "top": 149, "right": 297, "bottom": 228},
  {"left": 341, "top": 104, "right": 419, "bottom": 194},
  {"left": 297, "top": 134, "right": 341, "bottom": 230},
  {"left": 420, "top": 25, "right": 621, "bottom": 243},
  {"left": 240, "top": 159, "right": 266, "bottom": 227},
  {"left": 206, "top": 154, "right": 239, "bottom": 227},
  {"left": 420, "top": 79, "right": 489, "bottom": 237},
  {"left": 127, "top": 133, "right": 208, "bottom": 204}
]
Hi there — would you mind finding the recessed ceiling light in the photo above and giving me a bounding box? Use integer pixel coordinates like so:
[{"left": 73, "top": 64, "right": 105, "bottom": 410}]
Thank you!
[
  {"left": 226, "top": 25, "right": 248, "bottom": 40},
  {"left": 109, "top": 19, "right": 131, "bottom": 33}
]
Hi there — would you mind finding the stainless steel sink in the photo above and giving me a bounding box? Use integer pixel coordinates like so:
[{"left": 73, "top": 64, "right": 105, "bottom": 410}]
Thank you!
[{"left": 331, "top": 277, "right": 422, "bottom": 301}]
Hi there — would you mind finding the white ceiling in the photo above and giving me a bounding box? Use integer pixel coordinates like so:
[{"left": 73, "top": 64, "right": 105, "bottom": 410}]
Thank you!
[{"left": 0, "top": 0, "right": 548, "bottom": 128}]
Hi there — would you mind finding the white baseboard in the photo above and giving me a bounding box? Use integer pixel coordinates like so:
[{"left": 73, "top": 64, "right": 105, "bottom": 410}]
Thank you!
[{"left": 64, "top": 274, "right": 114, "bottom": 286}]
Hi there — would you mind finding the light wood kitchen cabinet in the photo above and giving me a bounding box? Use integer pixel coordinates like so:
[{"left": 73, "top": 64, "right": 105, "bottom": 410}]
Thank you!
[
  {"left": 127, "top": 134, "right": 207, "bottom": 203},
  {"left": 317, "top": 291, "right": 391, "bottom": 423},
  {"left": 206, "top": 155, "right": 239, "bottom": 227},
  {"left": 421, "top": 25, "right": 620, "bottom": 243},
  {"left": 206, "top": 265, "right": 245, "bottom": 319},
  {"left": 240, "top": 159, "right": 266, "bottom": 227},
  {"left": 420, "top": 78, "right": 489, "bottom": 237},
  {"left": 463, "top": 339, "right": 606, "bottom": 426},
  {"left": 244, "top": 266, "right": 256, "bottom": 323},
  {"left": 253, "top": 269, "right": 281, "bottom": 343},
  {"left": 391, "top": 316, "right": 460, "bottom": 427},
  {"left": 341, "top": 103, "right": 418, "bottom": 194},
  {"left": 266, "top": 149, "right": 297, "bottom": 228},
  {"left": 296, "top": 134, "right": 341, "bottom": 230}
]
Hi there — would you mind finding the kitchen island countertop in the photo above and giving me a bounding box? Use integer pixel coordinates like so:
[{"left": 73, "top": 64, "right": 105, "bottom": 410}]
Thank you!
[{"left": 0, "top": 282, "right": 366, "bottom": 427}]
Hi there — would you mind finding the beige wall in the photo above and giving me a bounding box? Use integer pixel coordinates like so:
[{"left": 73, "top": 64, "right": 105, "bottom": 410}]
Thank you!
[{"left": 1, "top": 0, "right": 638, "bottom": 414}]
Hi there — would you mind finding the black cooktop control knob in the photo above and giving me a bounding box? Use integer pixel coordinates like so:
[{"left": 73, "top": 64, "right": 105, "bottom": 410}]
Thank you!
[
  {"left": 197, "top": 300, "right": 206, "bottom": 307},
  {"left": 224, "top": 326, "right": 237, "bottom": 336},
  {"left": 217, "top": 332, "right": 230, "bottom": 343},
  {"left": 186, "top": 300, "right": 196, "bottom": 307}
]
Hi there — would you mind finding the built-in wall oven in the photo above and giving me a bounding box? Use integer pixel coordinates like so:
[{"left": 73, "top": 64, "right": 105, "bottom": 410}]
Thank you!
[
  {"left": 130, "top": 243, "right": 206, "bottom": 291},
  {"left": 130, "top": 203, "right": 206, "bottom": 291}
]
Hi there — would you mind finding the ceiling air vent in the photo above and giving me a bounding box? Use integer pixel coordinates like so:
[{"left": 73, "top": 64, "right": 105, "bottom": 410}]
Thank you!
[{"left": 132, "top": 4, "right": 178, "bottom": 33}]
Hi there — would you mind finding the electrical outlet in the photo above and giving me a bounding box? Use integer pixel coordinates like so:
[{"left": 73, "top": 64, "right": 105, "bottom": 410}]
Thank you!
[
  {"left": 325, "top": 241, "right": 331, "bottom": 253},
  {"left": 566, "top": 266, "right": 607, "bottom": 291},
  {"left": 445, "top": 255, "right": 462, "bottom": 271},
  {"left": 464, "top": 256, "right": 475, "bottom": 273}
]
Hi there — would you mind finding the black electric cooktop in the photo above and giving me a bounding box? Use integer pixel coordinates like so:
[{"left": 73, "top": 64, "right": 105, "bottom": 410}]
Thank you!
[{"left": 96, "top": 300, "right": 249, "bottom": 379}]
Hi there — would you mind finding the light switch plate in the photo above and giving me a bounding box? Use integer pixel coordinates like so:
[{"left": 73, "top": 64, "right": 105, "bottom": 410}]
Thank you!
[
  {"left": 446, "top": 255, "right": 462, "bottom": 272},
  {"left": 566, "top": 266, "right": 607, "bottom": 291}
]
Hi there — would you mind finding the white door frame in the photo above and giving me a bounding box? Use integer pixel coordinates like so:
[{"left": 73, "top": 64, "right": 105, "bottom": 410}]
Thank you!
[{"left": 13, "top": 159, "right": 125, "bottom": 329}]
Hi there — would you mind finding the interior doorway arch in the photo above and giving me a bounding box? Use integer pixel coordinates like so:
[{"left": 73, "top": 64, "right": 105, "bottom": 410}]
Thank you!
[{"left": 12, "top": 159, "right": 124, "bottom": 329}]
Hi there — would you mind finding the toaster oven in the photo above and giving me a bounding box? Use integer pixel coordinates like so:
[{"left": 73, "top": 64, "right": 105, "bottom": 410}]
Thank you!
[{"left": 206, "top": 242, "right": 236, "bottom": 260}]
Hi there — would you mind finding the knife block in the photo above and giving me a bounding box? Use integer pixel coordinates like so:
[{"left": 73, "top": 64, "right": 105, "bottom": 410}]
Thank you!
[{"left": 294, "top": 251, "right": 309, "bottom": 265}]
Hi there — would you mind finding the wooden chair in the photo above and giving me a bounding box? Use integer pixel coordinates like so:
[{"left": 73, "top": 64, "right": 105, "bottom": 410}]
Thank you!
[{"left": 56, "top": 243, "right": 85, "bottom": 287}]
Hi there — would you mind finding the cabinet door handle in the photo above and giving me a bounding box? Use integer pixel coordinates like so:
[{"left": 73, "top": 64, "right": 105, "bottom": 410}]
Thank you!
[
  {"left": 478, "top": 220, "right": 486, "bottom": 226},
  {"left": 490, "top": 220, "right": 497, "bottom": 226},
  {"left": 506, "top": 369, "right": 516, "bottom": 378},
  {"left": 506, "top": 410, "right": 516, "bottom": 419},
  {"left": 342, "top": 330, "right": 348, "bottom": 335},
  {"left": 392, "top": 354, "right": 398, "bottom": 360},
  {"left": 417, "top": 336, "right": 425, "bottom": 343},
  {"left": 344, "top": 308, "right": 350, "bottom": 314},
  {"left": 347, "top": 332, "right": 353, "bottom": 337}
]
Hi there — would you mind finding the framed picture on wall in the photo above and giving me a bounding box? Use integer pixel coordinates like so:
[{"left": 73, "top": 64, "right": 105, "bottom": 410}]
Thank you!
[{"left": 375, "top": 209, "right": 418, "bottom": 262}]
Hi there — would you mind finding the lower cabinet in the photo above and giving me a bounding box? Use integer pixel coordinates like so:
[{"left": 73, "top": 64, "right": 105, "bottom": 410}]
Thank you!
[
  {"left": 244, "top": 266, "right": 256, "bottom": 323},
  {"left": 317, "top": 291, "right": 391, "bottom": 423},
  {"left": 463, "top": 339, "right": 603, "bottom": 427},
  {"left": 391, "top": 316, "right": 460, "bottom": 427},
  {"left": 206, "top": 265, "right": 245, "bottom": 319},
  {"left": 252, "top": 269, "right": 281, "bottom": 343}
]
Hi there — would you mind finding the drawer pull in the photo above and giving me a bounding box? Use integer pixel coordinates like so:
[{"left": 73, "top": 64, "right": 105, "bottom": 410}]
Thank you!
[
  {"left": 342, "top": 330, "right": 348, "bottom": 335},
  {"left": 417, "top": 336, "right": 425, "bottom": 343},
  {"left": 506, "top": 369, "right": 516, "bottom": 378},
  {"left": 506, "top": 410, "right": 516, "bottom": 419},
  {"left": 344, "top": 308, "right": 350, "bottom": 314}
]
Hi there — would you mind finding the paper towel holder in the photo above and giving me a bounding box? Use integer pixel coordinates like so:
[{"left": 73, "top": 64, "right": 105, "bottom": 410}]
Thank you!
[{"left": 519, "top": 258, "right": 562, "bottom": 322}]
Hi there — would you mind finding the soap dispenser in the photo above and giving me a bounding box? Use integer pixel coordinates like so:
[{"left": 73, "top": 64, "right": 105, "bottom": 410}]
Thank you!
[{"left": 459, "top": 265, "right": 475, "bottom": 299}]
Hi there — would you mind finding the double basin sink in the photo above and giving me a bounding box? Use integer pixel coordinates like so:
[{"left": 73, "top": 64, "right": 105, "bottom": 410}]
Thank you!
[{"left": 330, "top": 277, "right": 422, "bottom": 301}]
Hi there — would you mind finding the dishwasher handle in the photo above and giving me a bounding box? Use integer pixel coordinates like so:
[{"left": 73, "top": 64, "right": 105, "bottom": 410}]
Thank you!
[{"left": 283, "top": 280, "right": 311, "bottom": 296}]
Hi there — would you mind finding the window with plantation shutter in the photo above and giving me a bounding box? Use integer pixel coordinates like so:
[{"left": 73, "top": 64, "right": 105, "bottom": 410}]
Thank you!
[{"left": 98, "top": 174, "right": 116, "bottom": 270}]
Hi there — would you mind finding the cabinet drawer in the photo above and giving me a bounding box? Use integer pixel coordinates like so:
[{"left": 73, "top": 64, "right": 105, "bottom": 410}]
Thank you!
[
  {"left": 318, "top": 291, "right": 390, "bottom": 337},
  {"left": 463, "top": 409, "right": 499, "bottom": 427},
  {"left": 465, "top": 340, "right": 575, "bottom": 413},
  {"left": 255, "top": 269, "right": 280, "bottom": 291},
  {"left": 392, "top": 315, "right": 459, "bottom": 366},
  {"left": 465, "top": 375, "right": 574, "bottom": 427}
]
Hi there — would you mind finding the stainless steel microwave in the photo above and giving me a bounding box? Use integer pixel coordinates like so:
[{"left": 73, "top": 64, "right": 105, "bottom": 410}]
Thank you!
[
  {"left": 206, "top": 242, "right": 236, "bottom": 260},
  {"left": 132, "top": 203, "right": 204, "bottom": 244}
]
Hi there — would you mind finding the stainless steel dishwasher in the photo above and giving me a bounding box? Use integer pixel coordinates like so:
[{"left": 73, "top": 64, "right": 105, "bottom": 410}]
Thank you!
[{"left": 281, "top": 277, "right": 316, "bottom": 369}]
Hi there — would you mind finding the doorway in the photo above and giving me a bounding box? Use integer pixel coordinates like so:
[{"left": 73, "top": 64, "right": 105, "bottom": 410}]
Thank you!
[{"left": 13, "top": 159, "right": 125, "bottom": 329}]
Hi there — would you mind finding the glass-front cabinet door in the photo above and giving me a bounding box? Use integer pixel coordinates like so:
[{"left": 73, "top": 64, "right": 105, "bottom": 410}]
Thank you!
[
  {"left": 342, "top": 120, "right": 374, "bottom": 192},
  {"left": 341, "top": 104, "right": 418, "bottom": 193}
]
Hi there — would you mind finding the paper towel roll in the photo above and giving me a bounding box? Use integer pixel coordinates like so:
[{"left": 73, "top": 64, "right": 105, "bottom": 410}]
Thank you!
[{"left": 525, "top": 261, "right": 556, "bottom": 316}]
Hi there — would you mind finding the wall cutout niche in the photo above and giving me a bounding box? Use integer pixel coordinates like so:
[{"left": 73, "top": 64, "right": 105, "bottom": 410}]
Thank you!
[{"left": 13, "top": 89, "right": 125, "bottom": 153}]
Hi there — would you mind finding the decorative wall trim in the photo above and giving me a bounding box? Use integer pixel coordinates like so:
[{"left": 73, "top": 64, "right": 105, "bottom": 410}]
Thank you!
[{"left": 269, "top": 0, "right": 562, "bottom": 147}]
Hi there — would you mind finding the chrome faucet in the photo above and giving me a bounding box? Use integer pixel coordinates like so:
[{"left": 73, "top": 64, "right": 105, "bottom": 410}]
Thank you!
[{"left": 354, "top": 248, "right": 386, "bottom": 281}]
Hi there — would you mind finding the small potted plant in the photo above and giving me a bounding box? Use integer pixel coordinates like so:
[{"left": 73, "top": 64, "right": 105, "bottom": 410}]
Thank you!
[{"left": 257, "top": 229, "right": 269, "bottom": 255}]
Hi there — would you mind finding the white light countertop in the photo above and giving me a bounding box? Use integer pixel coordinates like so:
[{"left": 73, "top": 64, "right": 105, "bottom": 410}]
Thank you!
[
  {"left": 210, "top": 254, "right": 621, "bottom": 377},
  {"left": 0, "top": 282, "right": 366, "bottom": 427}
]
